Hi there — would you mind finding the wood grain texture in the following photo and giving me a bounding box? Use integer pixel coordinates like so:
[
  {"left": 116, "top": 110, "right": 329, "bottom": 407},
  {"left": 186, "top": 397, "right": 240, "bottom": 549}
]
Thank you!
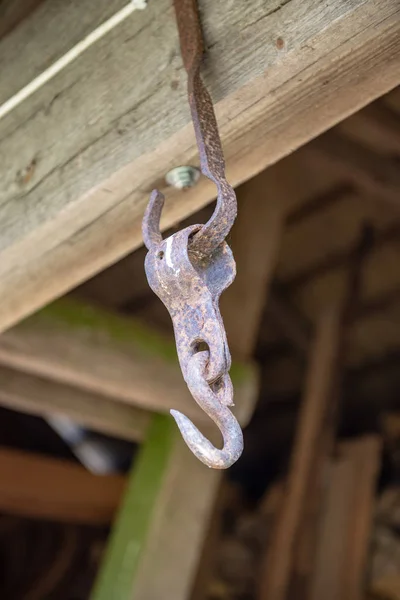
[
  {"left": 0, "top": 447, "right": 125, "bottom": 524},
  {"left": 0, "top": 0, "right": 399, "bottom": 332},
  {"left": 0, "top": 364, "right": 150, "bottom": 442},
  {"left": 0, "top": 299, "right": 257, "bottom": 428},
  {"left": 258, "top": 305, "right": 341, "bottom": 600},
  {"left": 0, "top": 0, "right": 44, "bottom": 40}
]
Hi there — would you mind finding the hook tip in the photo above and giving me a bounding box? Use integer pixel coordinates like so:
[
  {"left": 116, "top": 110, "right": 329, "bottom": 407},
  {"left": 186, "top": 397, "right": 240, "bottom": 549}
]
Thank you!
[
  {"left": 170, "top": 409, "right": 243, "bottom": 470},
  {"left": 142, "top": 189, "right": 165, "bottom": 250}
]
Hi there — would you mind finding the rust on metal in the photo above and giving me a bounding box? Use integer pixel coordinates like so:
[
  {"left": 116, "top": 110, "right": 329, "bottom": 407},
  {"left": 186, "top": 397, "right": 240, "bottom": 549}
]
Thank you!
[
  {"left": 142, "top": 0, "right": 242, "bottom": 469},
  {"left": 173, "top": 0, "right": 237, "bottom": 257}
]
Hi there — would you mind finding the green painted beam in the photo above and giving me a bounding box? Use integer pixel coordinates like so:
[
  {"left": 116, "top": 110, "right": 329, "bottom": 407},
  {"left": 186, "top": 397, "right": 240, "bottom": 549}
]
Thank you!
[
  {"left": 33, "top": 298, "right": 252, "bottom": 384},
  {"left": 91, "top": 414, "right": 176, "bottom": 600}
]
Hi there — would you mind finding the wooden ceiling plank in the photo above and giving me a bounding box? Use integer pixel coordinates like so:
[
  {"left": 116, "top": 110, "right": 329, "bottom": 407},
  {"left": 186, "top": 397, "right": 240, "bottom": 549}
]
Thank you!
[
  {"left": 0, "top": 364, "right": 150, "bottom": 442},
  {"left": 0, "top": 0, "right": 398, "bottom": 333},
  {"left": 0, "top": 447, "right": 126, "bottom": 524},
  {"left": 0, "top": 298, "right": 258, "bottom": 428}
]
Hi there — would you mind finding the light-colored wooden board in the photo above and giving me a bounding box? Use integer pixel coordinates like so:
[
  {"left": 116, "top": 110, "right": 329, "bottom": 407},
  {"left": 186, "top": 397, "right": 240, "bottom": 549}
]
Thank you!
[
  {"left": 0, "top": 0, "right": 398, "bottom": 332},
  {"left": 258, "top": 304, "right": 341, "bottom": 600},
  {"left": 0, "top": 364, "right": 150, "bottom": 442},
  {"left": 0, "top": 298, "right": 257, "bottom": 428},
  {"left": 0, "top": 447, "right": 126, "bottom": 524}
]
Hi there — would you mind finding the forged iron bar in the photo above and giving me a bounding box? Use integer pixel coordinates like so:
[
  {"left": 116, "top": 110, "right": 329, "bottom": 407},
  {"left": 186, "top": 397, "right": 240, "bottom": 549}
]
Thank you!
[{"left": 142, "top": 0, "right": 242, "bottom": 469}]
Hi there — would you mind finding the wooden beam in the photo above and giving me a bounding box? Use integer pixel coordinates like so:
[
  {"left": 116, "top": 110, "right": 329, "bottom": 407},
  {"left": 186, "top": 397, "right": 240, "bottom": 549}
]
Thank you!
[
  {"left": 0, "top": 0, "right": 399, "bottom": 332},
  {"left": 0, "top": 364, "right": 150, "bottom": 442},
  {"left": 92, "top": 413, "right": 221, "bottom": 600},
  {"left": 310, "top": 436, "right": 381, "bottom": 600},
  {"left": 287, "top": 224, "right": 372, "bottom": 599},
  {"left": 313, "top": 132, "right": 400, "bottom": 209},
  {"left": 258, "top": 305, "right": 341, "bottom": 600},
  {"left": 0, "top": 298, "right": 257, "bottom": 428},
  {"left": 0, "top": 447, "right": 126, "bottom": 524}
]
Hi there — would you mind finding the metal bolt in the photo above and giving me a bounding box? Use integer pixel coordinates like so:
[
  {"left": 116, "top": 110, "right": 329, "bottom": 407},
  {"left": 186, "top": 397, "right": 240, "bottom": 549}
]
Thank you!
[{"left": 165, "top": 166, "right": 200, "bottom": 189}]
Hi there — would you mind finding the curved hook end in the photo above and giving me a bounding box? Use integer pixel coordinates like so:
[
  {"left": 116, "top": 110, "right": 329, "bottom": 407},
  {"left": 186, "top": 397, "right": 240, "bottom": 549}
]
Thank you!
[
  {"left": 142, "top": 189, "right": 165, "bottom": 250},
  {"left": 170, "top": 409, "right": 243, "bottom": 469}
]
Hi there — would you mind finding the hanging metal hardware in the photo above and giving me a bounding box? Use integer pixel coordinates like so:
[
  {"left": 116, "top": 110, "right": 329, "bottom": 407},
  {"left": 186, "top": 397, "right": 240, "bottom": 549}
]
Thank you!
[{"left": 142, "top": 0, "right": 242, "bottom": 469}]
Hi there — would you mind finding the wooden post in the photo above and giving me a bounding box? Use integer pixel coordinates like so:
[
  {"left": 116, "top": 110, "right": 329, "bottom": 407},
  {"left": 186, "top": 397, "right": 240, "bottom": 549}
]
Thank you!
[
  {"left": 288, "top": 225, "right": 374, "bottom": 598},
  {"left": 309, "top": 436, "right": 381, "bottom": 600},
  {"left": 258, "top": 305, "right": 341, "bottom": 600},
  {"left": 91, "top": 414, "right": 176, "bottom": 600},
  {"left": 91, "top": 414, "right": 221, "bottom": 600}
]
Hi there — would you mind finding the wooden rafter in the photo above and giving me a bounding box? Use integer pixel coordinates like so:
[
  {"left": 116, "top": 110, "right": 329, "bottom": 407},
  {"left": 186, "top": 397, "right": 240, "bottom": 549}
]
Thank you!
[
  {"left": 0, "top": 447, "right": 126, "bottom": 524},
  {"left": 258, "top": 306, "right": 341, "bottom": 600},
  {"left": 0, "top": 298, "right": 257, "bottom": 429},
  {"left": 0, "top": 364, "right": 151, "bottom": 442},
  {"left": 0, "top": 0, "right": 398, "bottom": 332}
]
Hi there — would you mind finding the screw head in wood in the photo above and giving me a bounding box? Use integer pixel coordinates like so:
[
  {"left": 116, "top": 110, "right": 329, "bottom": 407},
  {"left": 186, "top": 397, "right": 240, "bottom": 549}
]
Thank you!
[{"left": 165, "top": 166, "right": 200, "bottom": 190}]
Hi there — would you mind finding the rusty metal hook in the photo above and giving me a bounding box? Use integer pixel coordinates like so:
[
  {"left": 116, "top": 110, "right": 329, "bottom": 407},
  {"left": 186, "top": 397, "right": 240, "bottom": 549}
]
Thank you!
[
  {"left": 172, "top": 0, "right": 237, "bottom": 257},
  {"left": 142, "top": 194, "right": 243, "bottom": 468},
  {"left": 142, "top": 0, "right": 243, "bottom": 468},
  {"left": 171, "top": 352, "right": 243, "bottom": 469}
]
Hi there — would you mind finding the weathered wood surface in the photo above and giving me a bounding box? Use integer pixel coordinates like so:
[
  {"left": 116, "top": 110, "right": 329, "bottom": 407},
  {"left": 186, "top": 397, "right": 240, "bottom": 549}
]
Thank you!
[
  {"left": 258, "top": 305, "right": 341, "bottom": 600},
  {"left": 0, "top": 0, "right": 399, "bottom": 332},
  {"left": 0, "top": 298, "right": 257, "bottom": 428},
  {"left": 0, "top": 447, "right": 126, "bottom": 524},
  {"left": 0, "top": 364, "right": 150, "bottom": 442}
]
